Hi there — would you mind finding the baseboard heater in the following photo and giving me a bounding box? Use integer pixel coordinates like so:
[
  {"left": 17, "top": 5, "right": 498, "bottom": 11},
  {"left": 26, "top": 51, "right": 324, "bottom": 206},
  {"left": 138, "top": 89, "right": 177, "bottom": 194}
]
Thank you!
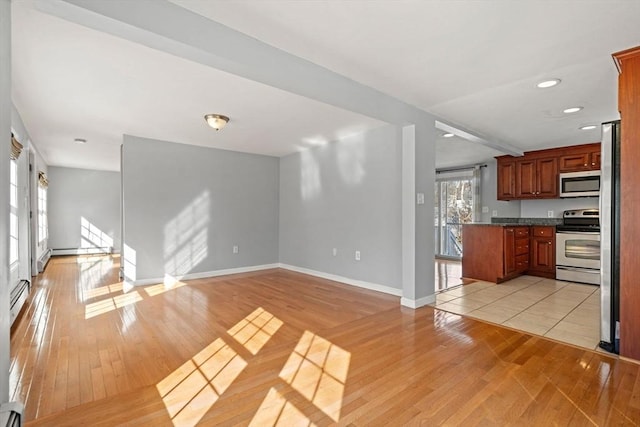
[
  {"left": 0, "top": 402, "right": 23, "bottom": 427},
  {"left": 51, "top": 247, "right": 113, "bottom": 256},
  {"left": 37, "top": 248, "right": 52, "bottom": 273},
  {"left": 9, "top": 280, "right": 30, "bottom": 327}
]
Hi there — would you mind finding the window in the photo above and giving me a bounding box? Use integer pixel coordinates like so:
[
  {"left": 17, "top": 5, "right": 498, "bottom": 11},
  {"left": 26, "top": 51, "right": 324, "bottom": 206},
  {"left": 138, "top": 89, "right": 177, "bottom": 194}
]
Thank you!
[
  {"left": 10, "top": 159, "right": 18, "bottom": 265},
  {"left": 38, "top": 183, "right": 48, "bottom": 243}
]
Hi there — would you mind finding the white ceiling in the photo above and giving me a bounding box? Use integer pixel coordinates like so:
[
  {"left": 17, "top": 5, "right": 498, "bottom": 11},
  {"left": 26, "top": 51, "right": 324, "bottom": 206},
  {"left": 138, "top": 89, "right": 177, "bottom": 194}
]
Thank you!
[{"left": 11, "top": 0, "right": 640, "bottom": 171}]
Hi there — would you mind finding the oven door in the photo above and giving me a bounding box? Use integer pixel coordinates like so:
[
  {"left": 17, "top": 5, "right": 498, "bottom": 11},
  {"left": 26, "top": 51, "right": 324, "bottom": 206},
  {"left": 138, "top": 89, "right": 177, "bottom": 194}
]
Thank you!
[{"left": 556, "top": 231, "right": 601, "bottom": 269}]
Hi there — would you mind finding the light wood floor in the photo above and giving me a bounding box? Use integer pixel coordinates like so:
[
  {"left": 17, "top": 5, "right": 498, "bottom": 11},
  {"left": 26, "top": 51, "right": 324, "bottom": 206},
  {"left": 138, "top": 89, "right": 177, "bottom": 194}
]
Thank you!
[{"left": 10, "top": 255, "right": 640, "bottom": 426}]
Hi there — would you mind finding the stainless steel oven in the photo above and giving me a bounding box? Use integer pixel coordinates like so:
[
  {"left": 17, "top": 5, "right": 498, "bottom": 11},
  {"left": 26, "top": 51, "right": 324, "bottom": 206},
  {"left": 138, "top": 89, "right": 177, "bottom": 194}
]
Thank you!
[{"left": 556, "top": 209, "right": 601, "bottom": 285}]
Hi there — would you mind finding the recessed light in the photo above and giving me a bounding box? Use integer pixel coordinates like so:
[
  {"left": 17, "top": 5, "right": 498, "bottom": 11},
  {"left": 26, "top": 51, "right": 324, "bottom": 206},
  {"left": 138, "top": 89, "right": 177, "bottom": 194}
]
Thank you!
[
  {"left": 536, "top": 79, "right": 561, "bottom": 89},
  {"left": 563, "top": 106, "right": 583, "bottom": 114},
  {"left": 579, "top": 125, "right": 597, "bottom": 130},
  {"left": 442, "top": 133, "right": 454, "bottom": 138},
  {"left": 74, "top": 138, "right": 87, "bottom": 144}
]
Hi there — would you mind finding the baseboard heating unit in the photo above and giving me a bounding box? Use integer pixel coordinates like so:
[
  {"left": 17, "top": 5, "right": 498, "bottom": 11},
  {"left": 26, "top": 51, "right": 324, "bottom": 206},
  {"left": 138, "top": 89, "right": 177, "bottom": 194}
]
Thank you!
[
  {"left": 9, "top": 280, "right": 30, "bottom": 327},
  {"left": 0, "top": 402, "right": 23, "bottom": 427},
  {"left": 37, "top": 248, "right": 52, "bottom": 273}
]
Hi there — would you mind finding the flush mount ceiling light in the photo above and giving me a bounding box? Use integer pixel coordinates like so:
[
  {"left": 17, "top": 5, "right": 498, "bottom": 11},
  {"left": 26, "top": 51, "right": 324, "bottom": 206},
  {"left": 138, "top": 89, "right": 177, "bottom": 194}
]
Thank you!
[
  {"left": 442, "top": 133, "right": 455, "bottom": 138},
  {"left": 563, "top": 106, "right": 583, "bottom": 114},
  {"left": 580, "top": 125, "right": 597, "bottom": 130},
  {"left": 204, "top": 114, "right": 230, "bottom": 131},
  {"left": 536, "top": 79, "right": 561, "bottom": 88},
  {"left": 74, "top": 138, "right": 87, "bottom": 144}
]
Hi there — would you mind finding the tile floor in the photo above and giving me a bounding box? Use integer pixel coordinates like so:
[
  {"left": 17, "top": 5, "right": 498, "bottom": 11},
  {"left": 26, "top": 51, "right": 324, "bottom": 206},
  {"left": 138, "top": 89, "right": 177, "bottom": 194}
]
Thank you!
[{"left": 431, "top": 274, "right": 601, "bottom": 350}]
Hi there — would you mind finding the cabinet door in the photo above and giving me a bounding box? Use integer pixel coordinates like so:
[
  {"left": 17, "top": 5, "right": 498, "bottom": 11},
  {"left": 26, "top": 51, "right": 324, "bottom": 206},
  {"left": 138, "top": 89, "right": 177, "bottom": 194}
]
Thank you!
[
  {"left": 536, "top": 157, "right": 559, "bottom": 198},
  {"left": 497, "top": 160, "right": 516, "bottom": 200},
  {"left": 590, "top": 151, "right": 601, "bottom": 169},
  {"left": 516, "top": 160, "right": 537, "bottom": 198},
  {"left": 504, "top": 228, "right": 516, "bottom": 275},
  {"left": 559, "top": 152, "right": 590, "bottom": 172},
  {"left": 531, "top": 237, "right": 555, "bottom": 272}
]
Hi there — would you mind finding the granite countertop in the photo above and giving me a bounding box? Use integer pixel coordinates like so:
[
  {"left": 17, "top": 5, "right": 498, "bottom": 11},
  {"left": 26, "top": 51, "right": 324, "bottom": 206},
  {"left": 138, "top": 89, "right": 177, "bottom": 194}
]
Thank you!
[{"left": 465, "top": 218, "right": 563, "bottom": 227}]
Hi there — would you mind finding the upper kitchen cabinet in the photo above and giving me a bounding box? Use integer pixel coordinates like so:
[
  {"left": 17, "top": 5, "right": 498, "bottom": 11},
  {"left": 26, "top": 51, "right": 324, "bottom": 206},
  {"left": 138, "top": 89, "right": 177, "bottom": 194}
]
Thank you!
[
  {"left": 497, "top": 158, "right": 517, "bottom": 200},
  {"left": 496, "top": 142, "right": 599, "bottom": 200},
  {"left": 558, "top": 143, "right": 602, "bottom": 172},
  {"left": 516, "top": 157, "right": 558, "bottom": 199}
]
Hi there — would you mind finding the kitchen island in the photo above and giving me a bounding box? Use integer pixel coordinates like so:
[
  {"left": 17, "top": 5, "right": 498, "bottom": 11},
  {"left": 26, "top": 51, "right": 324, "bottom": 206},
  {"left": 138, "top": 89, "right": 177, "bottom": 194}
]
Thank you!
[{"left": 462, "top": 220, "right": 558, "bottom": 283}]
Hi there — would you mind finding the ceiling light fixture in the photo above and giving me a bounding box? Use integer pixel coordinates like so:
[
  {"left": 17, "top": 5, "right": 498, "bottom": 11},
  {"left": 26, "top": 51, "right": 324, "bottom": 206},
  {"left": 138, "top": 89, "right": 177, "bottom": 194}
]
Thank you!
[
  {"left": 74, "top": 138, "right": 87, "bottom": 144},
  {"left": 442, "top": 133, "right": 454, "bottom": 138},
  {"left": 579, "top": 125, "right": 597, "bottom": 130},
  {"left": 204, "top": 114, "right": 230, "bottom": 131},
  {"left": 536, "top": 79, "right": 561, "bottom": 89},
  {"left": 563, "top": 106, "right": 583, "bottom": 114}
]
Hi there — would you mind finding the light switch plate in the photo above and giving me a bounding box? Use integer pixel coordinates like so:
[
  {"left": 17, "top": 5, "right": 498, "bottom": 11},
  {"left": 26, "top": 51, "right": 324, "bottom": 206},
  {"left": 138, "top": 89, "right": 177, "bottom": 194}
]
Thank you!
[
  {"left": 416, "top": 193, "right": 425, "bottom": 205},
  {"left": 482, "top": 206, "right": 489, "bottom": 213}
]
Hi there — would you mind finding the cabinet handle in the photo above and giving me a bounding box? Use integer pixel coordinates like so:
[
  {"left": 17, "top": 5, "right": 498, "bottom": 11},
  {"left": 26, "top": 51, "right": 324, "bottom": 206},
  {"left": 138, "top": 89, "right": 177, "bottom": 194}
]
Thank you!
[
  {"left": 584, "top": 163, "right": 588, "bottom": 166},
  {"left": 592, "top": 162, "right": 596, "bottom": 165}
]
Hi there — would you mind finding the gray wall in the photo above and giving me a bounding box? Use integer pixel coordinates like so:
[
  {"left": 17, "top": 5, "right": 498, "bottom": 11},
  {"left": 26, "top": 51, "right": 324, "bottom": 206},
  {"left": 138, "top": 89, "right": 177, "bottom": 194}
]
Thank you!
[
  {"left": 122, "top": 135, "right": 279, "bottom": 282},
  {"left": 0, "top": 0, "right": 10, "bottom": 403},
  {"left": 279, "top": 125, "right": 402, "bottom": 290},
  {"left": 48, "top": 167, "right": 121, "bottom": 252},
  {"left": 479, "top": 159, "right": 521, "bottom": 222}
]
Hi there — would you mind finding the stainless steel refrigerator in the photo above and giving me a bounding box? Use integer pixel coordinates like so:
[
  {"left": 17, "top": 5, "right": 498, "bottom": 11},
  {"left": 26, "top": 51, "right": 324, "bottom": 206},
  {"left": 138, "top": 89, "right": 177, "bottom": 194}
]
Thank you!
[{"left": 600, "top": 120, "right": 620, "bottom": 353}]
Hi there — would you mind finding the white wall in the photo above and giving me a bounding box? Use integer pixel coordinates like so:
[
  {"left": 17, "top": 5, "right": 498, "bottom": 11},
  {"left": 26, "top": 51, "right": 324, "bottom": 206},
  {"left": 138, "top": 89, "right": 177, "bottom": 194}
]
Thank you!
[
  {"left": 122, "top": 135, "right": 279, "bottom": 283},
  {"left": 48, "top": 167, "right": 121, "bottom": 254},
  {"left": 0, "top": 0, "right": 10, "bottom": 403},
  {"left": 279, "top": 125, "right": 402, "bottom": 290}
]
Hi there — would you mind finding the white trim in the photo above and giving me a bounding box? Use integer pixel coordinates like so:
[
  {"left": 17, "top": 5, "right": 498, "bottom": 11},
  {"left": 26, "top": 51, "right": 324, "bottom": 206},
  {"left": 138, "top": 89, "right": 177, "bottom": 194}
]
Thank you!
[
  {"left": 52, "top": 247, "right": 114, "bottom": 256},
  {"left": 278, "top": 264, "right": 402, "bottom": 297},
  {"left": 400, "top": 294, "right": 435, "bottom": 309},
  {"left": 132, "top": 263, "right": 280, "bottom": 286}
]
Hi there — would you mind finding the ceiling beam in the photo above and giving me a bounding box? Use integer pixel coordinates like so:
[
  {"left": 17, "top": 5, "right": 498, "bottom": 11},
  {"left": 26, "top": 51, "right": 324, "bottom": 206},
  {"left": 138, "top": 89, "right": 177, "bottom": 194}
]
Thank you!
[{"left": 435, "top": 120, "right": 523, "bottom": 156}]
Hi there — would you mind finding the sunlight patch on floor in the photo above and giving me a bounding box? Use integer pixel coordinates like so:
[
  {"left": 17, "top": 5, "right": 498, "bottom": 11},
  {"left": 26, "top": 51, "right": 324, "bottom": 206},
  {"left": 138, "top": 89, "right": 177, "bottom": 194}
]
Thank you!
[
  {"left": 228, "top": 307, "right": 284, "bottom": 355},
  {"left": 279, "top": 331, "right": 350, "bottom": 422}
]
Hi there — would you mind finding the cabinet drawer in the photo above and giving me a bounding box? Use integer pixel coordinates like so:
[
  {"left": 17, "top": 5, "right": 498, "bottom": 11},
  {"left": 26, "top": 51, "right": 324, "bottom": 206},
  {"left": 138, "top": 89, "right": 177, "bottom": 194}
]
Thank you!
[
  {"left": 516, "top": 254, "right": 529, "bottom": 270},
  {"left": 515, "top": 227, "right": 530, "bottom": 238},
  {"left": 515, "top": 239, "right": 529, "bottom": 255},
  {"left": 532, "top": 226, "right": 554, "bottom": 237}
]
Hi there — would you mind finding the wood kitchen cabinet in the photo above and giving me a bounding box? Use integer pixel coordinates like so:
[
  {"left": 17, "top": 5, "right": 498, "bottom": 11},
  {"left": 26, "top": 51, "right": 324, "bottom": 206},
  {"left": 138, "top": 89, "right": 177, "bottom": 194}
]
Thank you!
[
  {"left": 497, "top": 159, "right": 517, "bottom": 200},
  {"left": 496, "top": 143, "right": 599, "bottom": 200},
  {"left": 462, "top": 225, "right": 529, "bottom": 283},
  {"left": 516, "top": 157, "right": 558, "bottom": 199},
  {"left": 558, "top": 146, "right": 601, "bottom": 172},
  {"left": 528, "top": 226, "right": 555, "bottom": 278}
]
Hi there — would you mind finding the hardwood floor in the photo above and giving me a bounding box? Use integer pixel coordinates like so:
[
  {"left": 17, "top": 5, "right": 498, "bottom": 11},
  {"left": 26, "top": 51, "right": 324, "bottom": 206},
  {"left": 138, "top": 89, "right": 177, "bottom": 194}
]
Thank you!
[{"left": 10, "top": 255, "right": 640, "bottom": 426}]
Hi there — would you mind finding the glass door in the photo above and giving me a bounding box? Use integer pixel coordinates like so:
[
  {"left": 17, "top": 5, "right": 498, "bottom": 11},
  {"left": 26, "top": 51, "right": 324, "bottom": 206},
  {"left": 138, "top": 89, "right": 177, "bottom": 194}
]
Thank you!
[{"left": 434, "top": 174, "right": 476, "bottom": 259}]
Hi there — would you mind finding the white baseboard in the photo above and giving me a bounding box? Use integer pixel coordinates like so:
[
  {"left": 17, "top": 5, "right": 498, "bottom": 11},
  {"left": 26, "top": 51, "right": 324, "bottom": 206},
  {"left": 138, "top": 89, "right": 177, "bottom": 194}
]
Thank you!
[
  {"left": 400, "top": 294, "right": 435, "bottom": 309},
  {"left": 52, "top": 247, "right": 113, "bottom": 256},
  {"left": 131, "top": 263, "right": 280, "bottom": 286},
  {"left": 278, "top": 263, "right": 402, "bottom": 297}
]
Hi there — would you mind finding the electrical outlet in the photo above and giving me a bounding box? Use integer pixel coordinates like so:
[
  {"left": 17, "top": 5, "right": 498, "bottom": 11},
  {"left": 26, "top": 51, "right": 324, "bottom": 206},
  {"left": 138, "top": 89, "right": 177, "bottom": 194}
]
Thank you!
[
  {"left": 416, "top": 193, "right": 425, "bottom": 205},
  {"left": 332, "top": 248, "right": 337, "bottom": 256},
  {"left": 233, "top": 245, "right": 239, "bottom": 254},
  {"left": 492, "top": 210, "right": 498, "bottom": 217},
  {"left": 355, "top": 250, "right": 361, "bottom": 261},
  {"left": 547, "top": 210, "right": 554, "bottom": 218}
]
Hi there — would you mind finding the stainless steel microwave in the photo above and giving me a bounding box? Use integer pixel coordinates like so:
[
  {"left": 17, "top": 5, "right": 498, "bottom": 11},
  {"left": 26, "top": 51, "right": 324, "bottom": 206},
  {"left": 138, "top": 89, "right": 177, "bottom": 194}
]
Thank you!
[{"left": 559, "top": 170, "right": 601, "bottom": 198}]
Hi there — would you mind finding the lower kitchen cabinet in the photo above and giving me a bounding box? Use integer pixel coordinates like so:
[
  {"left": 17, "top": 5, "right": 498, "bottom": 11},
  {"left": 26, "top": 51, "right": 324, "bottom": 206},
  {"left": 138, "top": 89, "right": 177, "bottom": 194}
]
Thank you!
[
  {"left": 462, "top": 225, "right": 530, "bottom": 283},
  {"left": 462, "top": 224, "right": 555, "bottom": 283},
  {"left": 528, "top": 226, "right": 556, "bottom": 278}
]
